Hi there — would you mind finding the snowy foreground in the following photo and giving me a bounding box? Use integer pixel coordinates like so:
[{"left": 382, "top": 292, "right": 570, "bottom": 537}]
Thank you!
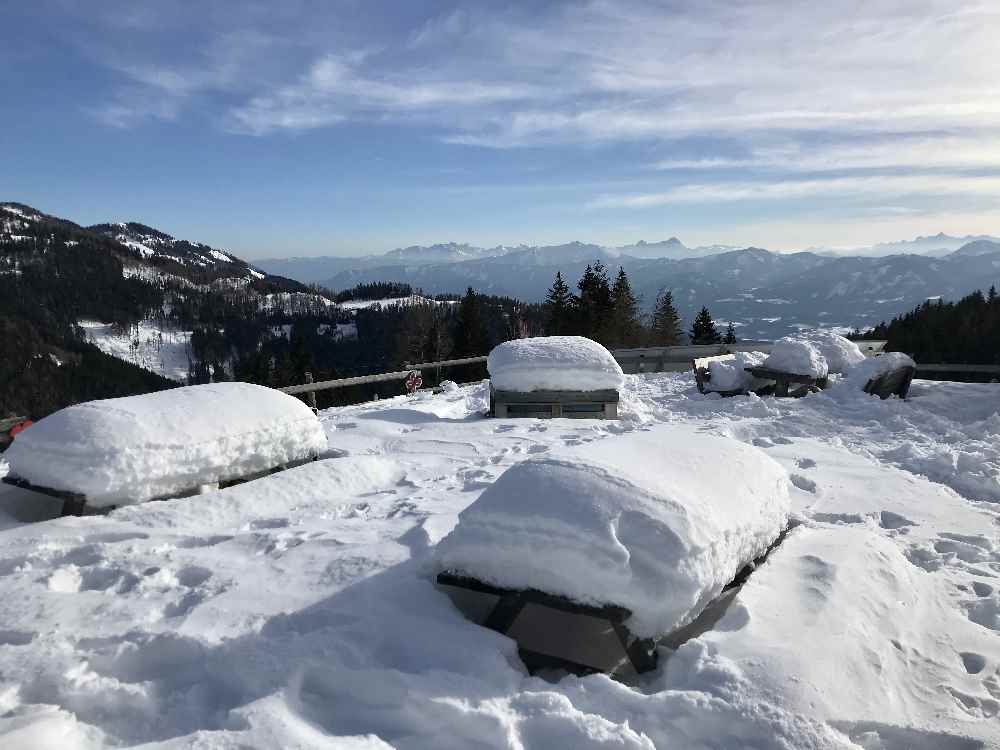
[{"left": 0, "top": 374, "right": 999, "bottom": 749}]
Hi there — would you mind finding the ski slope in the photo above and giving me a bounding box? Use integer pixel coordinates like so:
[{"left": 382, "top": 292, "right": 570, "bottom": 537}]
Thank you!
[{"left": 0, "top": 373, "right": 998, "bottom": 749}]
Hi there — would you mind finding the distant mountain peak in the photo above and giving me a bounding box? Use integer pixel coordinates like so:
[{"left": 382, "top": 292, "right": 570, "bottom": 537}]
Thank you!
[{"left": 950, "top": 239, "right": 1000, "bottom": 257}]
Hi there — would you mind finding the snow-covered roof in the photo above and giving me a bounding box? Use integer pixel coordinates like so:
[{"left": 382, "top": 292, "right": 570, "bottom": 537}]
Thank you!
[
  {"left": 435, "top": 424, "right": 790, "bottom": 637},
  {"left": 487, "top": 336, "right": 625, "bottom": 392},
  {"left": 5, "top": 383, "right": 327, "bottom": 507}
]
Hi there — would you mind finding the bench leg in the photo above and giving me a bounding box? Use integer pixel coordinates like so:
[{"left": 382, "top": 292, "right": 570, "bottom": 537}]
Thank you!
[
  {"left": 61, "top": 497, "right": 87, "bottom": 516},
  {"left": 611, "top": 620, "right": 658, "bottom": 673},
  {"left": 483, "top": 593, "right": 527, "bottom": 633}
]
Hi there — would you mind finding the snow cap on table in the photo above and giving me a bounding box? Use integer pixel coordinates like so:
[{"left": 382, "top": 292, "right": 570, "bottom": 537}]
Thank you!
[
  {"left": 705, "top": 351, "right": 770, "bottom": 393},
  {"left": 487, "top": 336, "right": 624, "bottom": 392},
  {"left": 5, "top": 382, "right": 327, "bottom": 507},
  {"left": 799, "top": 330, "right": 866, "bottom": 373},
  {"left": 435, "top": 424, "right": 790, "bottom": 638},
  {"left": 763, "top": 337, "right": 829, "bottom": 378}
]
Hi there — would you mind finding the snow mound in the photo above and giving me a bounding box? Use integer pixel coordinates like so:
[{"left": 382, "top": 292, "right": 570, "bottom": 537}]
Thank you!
[
  {"left": 763, "top": 338, "right": 829, "bottom": 378},
  {"left": 800, "top": 331, "right": 866, "bottom": 373},
  {"left": 705, "top": 351, "right": 770, "bottom": 392},
  {"left": 844, "top": 351, "right": 917, "bottom": 389},
  {"left": 435, "top": 425, "right": 790, "bottom": 637},
  {"left": 487, "top": 336, "right": 625, "bottom": 392},
  {"left": 5, "top": 383, "right": 327, "bottom": 507}
]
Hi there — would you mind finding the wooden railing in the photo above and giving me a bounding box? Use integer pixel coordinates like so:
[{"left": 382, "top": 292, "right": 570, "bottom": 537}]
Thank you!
[
  {"left": 916, "top": 364, "right": 1000, "bottom": 375},
  {"left": 277, "top": 341, "right": 891, "bottom": 396}
]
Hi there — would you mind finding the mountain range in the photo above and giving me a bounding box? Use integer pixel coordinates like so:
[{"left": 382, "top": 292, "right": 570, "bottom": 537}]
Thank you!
[
  {"left": 0, "top": 201, "right": 326, "bottom": 417},
  {"left": 257, "top": 236, "right": 1000, "bottom": 339},
  {"left": 6, "top": 199, "right": 1000, "bottom": 344}
]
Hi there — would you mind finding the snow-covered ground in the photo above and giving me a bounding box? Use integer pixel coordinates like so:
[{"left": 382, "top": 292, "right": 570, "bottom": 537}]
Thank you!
[
  {"left": 79, "top": 320, "right": 193, "bottom": 382},
  {"left": 259, "top": 292, "right": 335, "bottom": 315},
  {"left": 337, "top": 295, "right": 454, "bottom": 311},
  {"left": 0, "top": 373, "right": 998, "bottom": 748}
]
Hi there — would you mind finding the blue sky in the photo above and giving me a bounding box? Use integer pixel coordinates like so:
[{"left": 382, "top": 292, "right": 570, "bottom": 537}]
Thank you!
[{"left": 3, "top": 0, "right": 1000, "bottom": 258}]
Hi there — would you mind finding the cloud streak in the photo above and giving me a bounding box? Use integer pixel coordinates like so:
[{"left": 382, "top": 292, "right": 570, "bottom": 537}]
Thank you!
[
  {"left": 35, "top": 0, "right": 1000, "bottom": 241},
  {"left": 588, "top": 173, "right": 1000, "bottom": 209}
]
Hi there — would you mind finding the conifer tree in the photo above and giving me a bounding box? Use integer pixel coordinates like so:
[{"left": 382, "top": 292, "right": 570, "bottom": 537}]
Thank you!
[
  {"left": 544, "top": 271, "right": 573, "bottom": 335},
  {"left": 606, "top": 266, "right": 642, "bottom": 347},
  {"left": 452, "top": 287, "right": 490, "bottom": 357},
  {"left": 650, "top": 289, "right": 682, "bottom": 346},
  {"left": 574, "top": 260, "right": 614, "bottom": 341},
  {"left": 690, "top": 306, "right": 722, "bottom": 344},
  {"left": 723, "top": 321, "right": 738, "bottom": 344}
]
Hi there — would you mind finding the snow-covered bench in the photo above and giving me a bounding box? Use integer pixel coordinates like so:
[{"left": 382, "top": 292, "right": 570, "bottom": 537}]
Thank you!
[
  {"left": 435, "top": 425, "right": 791, "bottom": 676},
  {"left": 851, "top": 352, "right": 918, "bottom": 400},
  {"left": 747, "top": 338, "right": 831, "bottom": 397},
  {"left": 2, "top": 382, "right": 328, "bottom": 515},
  {"left": 693, "top": 351, "right": 772, "bottom": 396},
  {"left": 487, "top": 336, "right": 624, "bottom": 419}
]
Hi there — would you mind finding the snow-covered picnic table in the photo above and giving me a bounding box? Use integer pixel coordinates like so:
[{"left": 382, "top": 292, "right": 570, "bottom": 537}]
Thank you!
[
  {"left": 487, "top": 336, "right": 625, "bottom": 418},
  {"left": 3, "top": 382, "right": 327, "bottom": 510},
  {"left": 436, "top": 424, "right": 791, "bottom": 640}
]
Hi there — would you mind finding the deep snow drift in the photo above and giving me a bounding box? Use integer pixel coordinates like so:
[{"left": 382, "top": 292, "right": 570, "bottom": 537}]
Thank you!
[
  {"left": 436, "top": 425, "right": 790, "bottom": 637},
  {"left": 4, "top": 383, "right": 327, "bottom": 507},
  {"left": 0, "top": 372, "right": 998, "bottom": 749}
]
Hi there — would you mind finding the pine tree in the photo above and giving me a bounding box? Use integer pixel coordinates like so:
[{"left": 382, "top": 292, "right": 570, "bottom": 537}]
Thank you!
[
  {"left": 452, "top": 287, "right": 490, "bottom": 357},
  {"left": 989, "top": 285, "right": 997, "bottom": 303},
  {"left": 574, "top": 261, "right": 614, "bottom": 341},
  {"left": 689, "top": 306, "right": 722, "bottom": 344},
  {"left": 606, "top": 266, "right": 642, "bottom": 347},
  {"left": 723, "top": 322, "right": 738, "bottom": 344},
  {"left": 544, "top": 271, "right": 573, "bottom": 335},
  {"left": 650, "top": 289, "right": 682, "bottom": 346}
]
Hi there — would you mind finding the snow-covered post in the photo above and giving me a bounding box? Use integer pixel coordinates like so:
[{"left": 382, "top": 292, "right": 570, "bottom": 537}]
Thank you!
[{"left": 304, "top": 372, "right": 318, "bottom": 413}]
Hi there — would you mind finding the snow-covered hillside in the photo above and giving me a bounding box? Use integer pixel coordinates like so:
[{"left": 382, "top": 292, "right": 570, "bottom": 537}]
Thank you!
[
  {"left": 87, "top": 222, "right": 259, "bottom": 276},
  {"left": 0, "top": 374, "right": 998, "bottom": 748},
  {"left": 337, "top": 294, "right": 454, "bottom": 311},
  {"left": 78, "top": 320, "right": 193, "bottom": 382}
]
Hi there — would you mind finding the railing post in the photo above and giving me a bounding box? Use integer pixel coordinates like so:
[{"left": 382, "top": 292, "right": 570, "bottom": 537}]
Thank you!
[{"left": 305, "top": 372, "right": 318, "bottom": 413}]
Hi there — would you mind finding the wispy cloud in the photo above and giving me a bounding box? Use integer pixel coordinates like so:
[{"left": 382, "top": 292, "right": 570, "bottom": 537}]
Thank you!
[
  {"left": 588, "top": 174, "right": 1000, "bottom": 209},
  {"left": 73, "top": 1, "right": 1000, "bottom": 150},
  {"left": 48, "top": 0, "right": 1000, "bottom": 232},
  {"left": 227, "top": 52, "right": 540, "bottom": 135}
]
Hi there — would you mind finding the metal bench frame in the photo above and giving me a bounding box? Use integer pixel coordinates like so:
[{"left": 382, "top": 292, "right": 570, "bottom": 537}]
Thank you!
[
  {"left": 436, "top": 571, "right": 657, "bottom": 675},
  {"left": 2, "top": 455, "right": 319, "bottom": 516},
  {"left": 744, "top": 366, "right": 828, "bottom": 398}
]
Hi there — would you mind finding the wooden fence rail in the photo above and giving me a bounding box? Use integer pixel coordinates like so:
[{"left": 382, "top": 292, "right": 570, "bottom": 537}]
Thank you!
[
  {"left": 916, "top": 364, "right": 1000, "bottom": 375},
  {"left": 277, "top": 340, "right": 893, "bottom": 396}
]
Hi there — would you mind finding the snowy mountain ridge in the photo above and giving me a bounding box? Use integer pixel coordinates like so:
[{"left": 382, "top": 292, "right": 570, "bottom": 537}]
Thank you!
[
  {"left": 302, "top": 240, "right": 1000, "bottom": 339},
  {"left": 86, "top": 221, "right": 263, "bottom": 279}
]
